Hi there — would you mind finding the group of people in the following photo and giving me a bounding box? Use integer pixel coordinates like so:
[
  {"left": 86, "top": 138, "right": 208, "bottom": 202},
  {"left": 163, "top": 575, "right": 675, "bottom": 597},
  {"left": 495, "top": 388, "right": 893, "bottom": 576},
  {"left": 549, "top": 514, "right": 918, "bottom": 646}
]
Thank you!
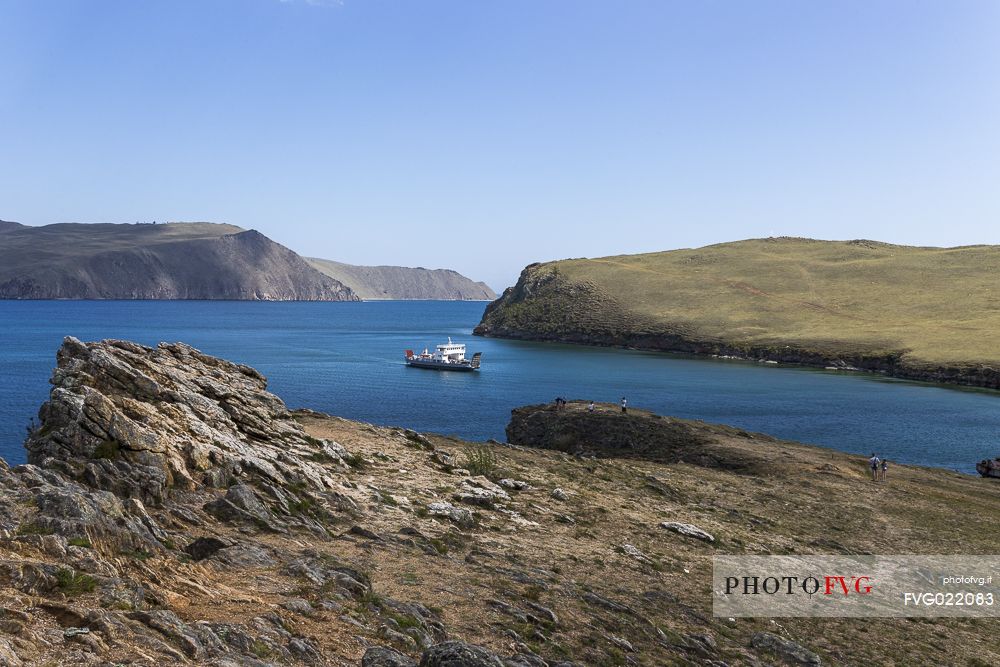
[{"left": 868, "top": 453, "right": 889, "bottom": 481}]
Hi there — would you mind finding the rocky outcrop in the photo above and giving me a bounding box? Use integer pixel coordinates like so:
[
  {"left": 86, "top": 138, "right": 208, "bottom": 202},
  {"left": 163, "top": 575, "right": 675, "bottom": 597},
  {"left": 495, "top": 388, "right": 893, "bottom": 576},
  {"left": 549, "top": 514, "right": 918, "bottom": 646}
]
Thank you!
[
  {"left": 977, "top": 457, "right": 1000, "bottom": 478},
  {"left": 505, "top": 401, "right": 773, "bottom": 473},
  {"left": 0, "top": 337, "right": 372, "bottom": 664},
  {"left": 307, "top": 257, "right": 496, "bottom": 301},
  {"left": 0, "top": 222, "right": 357, "bottom": 300},
  {"left": 26, "top": 336, "right": 348, "bottom": 507}
]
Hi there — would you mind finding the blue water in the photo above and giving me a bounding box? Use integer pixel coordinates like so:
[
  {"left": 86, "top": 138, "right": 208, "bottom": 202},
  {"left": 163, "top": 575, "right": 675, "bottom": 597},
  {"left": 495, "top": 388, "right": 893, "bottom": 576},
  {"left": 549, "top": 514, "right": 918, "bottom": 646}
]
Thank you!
[{"left": 1, "top": 300, "right": 997, "bottom": 473}]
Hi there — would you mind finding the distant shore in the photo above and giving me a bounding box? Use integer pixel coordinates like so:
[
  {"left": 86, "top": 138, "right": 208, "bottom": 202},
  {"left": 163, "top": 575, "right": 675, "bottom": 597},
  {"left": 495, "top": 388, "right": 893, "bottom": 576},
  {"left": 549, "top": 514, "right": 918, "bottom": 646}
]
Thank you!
[{"left": 474, "top": 327, "right": 1000, "bottom": 391}]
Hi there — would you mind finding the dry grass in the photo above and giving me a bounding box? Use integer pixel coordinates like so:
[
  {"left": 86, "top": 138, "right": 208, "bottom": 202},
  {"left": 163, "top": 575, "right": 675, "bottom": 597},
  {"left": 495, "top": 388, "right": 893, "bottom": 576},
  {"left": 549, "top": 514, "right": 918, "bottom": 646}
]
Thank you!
[
  {"left": 539, "top": 237, "right": 1000, "bottom": 366},
  {"left": 293, "top": 408, "right": 1000, "bottom": 666}
]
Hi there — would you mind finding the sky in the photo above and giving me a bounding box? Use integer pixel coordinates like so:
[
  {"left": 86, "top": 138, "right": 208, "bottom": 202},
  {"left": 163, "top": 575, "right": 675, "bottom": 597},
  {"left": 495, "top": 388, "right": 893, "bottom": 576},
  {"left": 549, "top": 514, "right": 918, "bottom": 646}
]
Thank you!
[{"left": 1, "top": 1, "right": 998, "bottom": 291}]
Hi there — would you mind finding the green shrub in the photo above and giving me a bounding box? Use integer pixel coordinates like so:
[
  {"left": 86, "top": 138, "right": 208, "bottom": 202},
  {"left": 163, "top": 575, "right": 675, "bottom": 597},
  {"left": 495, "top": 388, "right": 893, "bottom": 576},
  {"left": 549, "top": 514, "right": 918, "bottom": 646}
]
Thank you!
[
  {"left": 55, "top": 569, "right": 97, "bottom": 595},
  {"left": 343, "top": 453, "right": 367, "bottom": 469},
  {"left": 289, "top": 497, "right": 314, "bottom": 515},
  {"left": 463, "top": 446, "right": 498, "bottom": 477},
  {"left": 67, "top": 537, "right": 92, "bottom": 548}
]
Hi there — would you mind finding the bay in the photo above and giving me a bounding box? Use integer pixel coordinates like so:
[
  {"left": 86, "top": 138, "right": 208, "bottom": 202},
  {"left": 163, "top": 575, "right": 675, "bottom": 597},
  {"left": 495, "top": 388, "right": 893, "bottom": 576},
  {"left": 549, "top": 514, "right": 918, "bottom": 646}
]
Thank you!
[{"left": 0, "top": 300, "right": 996, "bottom": 473}]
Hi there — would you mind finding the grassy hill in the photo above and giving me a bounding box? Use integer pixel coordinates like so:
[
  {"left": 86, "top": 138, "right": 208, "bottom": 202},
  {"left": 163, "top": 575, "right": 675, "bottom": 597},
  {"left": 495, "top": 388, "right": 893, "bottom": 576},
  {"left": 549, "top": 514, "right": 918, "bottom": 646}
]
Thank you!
[
  {"left": 476, "top": 238, "right": 1000, "bottom": 387},
  {"left": 307, "top": 257, "right": 496, "bottom": 300}
]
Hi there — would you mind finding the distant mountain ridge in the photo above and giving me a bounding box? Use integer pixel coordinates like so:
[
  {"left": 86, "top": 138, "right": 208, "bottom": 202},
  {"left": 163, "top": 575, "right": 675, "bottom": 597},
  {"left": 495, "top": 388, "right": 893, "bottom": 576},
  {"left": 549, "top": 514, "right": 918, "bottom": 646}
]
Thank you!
[
  {"left": 0, "top": 220, "right": 25, "bottom": 233},
  {"left": 307, "top": 257, "right": 496, "bottom": 300},
  {"left": 0, "top": 220, "right": 493, "bottom": 301},
  {"left": 0, "top": 222, "right": 356, "bottom": 300}
]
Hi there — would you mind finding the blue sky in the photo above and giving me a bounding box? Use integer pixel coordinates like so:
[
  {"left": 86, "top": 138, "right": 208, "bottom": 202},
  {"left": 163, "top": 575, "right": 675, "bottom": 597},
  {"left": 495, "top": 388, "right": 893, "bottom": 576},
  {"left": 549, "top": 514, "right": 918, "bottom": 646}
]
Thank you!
[{"left": 1, "top": 1, "right": 997, "bottom": 290}]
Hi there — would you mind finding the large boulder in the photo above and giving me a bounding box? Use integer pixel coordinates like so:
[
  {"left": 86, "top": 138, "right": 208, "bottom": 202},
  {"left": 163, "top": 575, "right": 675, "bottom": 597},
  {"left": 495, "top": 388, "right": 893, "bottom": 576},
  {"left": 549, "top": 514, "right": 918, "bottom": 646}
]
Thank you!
[
  {"left": 419, "top": 641, "right": 504, "bottom": 667},
  {"left": 25, "top": 337, "right": 347, "bottom": 505}
]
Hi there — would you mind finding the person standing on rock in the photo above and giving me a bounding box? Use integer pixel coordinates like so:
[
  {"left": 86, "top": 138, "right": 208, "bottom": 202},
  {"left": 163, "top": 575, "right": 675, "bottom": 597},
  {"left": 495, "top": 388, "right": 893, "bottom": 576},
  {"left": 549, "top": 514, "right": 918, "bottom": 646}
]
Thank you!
[
  {"left": 588, "top": 401, "right": 595, "bottom": 412},
  {"left": 880, "top": 458, "right": 888, "bottom": 482},
  {"left": 621, "top": 397, "right": 628, "bottom": 414},
  {"left": 868, "top": 453, "right": 880, "bottom": 481}
]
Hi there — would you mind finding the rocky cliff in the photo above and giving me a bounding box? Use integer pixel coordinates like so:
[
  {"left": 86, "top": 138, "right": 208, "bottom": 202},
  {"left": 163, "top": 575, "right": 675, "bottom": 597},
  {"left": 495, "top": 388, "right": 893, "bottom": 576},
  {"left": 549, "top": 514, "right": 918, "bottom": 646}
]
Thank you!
[
  {"left": 0, "top": 223, "right": 357, "bottom": 300},
  {"left": 475, "top": 240, "right": 1000, "bottom": 389},
  {"left": 1, "top": 339, "right": 998, "bottom": 665},
  {"left": 306, "top": 258, "right": 496, "bottom": 301}
]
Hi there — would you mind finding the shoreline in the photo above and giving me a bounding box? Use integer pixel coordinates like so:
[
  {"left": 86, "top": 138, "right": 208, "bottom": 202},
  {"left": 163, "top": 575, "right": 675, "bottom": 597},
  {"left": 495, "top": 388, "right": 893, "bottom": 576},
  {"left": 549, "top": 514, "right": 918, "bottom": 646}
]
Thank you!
[{"left": 473, "top": 327, "right": 1000, "bottom": 391}]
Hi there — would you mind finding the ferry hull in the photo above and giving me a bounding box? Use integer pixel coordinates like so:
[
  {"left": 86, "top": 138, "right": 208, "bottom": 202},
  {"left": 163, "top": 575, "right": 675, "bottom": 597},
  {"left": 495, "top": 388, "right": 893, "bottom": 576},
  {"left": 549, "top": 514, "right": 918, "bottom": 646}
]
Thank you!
[{"left": 405, "top": 359, "right": 479, "bottom": 372}]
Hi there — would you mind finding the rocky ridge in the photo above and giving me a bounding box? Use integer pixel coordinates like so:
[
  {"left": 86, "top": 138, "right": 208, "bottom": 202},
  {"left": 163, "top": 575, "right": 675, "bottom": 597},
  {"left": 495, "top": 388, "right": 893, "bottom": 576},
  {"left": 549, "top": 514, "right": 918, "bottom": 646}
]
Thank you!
[
  {"left": 0, "top": 339, "right": 997, "bottom": 665},
  {"left": 306, "top": 258, "right": 496, "bottom": 301}
]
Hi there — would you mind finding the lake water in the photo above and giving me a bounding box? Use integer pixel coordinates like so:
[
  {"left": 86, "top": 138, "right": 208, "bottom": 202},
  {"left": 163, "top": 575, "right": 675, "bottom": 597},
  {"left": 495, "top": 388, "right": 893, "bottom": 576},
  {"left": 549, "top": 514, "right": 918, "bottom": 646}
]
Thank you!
[{"left": 1, "top": 300, "right": 997, "bottom": 473}]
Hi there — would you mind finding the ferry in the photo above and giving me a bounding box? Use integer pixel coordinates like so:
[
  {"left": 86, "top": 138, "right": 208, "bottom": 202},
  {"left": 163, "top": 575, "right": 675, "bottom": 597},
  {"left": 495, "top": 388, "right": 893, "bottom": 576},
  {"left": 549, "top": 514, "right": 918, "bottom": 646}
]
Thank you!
[{"left": 404, "top": 338, "right": 482, "bottom": 372}]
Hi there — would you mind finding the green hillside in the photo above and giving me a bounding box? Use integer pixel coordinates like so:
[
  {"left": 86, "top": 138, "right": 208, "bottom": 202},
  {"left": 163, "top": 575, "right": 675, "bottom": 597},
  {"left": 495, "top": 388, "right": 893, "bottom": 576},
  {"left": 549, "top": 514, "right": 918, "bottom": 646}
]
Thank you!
[{"left": 476, "top": 238, "right": 1000, "bottom": 385}]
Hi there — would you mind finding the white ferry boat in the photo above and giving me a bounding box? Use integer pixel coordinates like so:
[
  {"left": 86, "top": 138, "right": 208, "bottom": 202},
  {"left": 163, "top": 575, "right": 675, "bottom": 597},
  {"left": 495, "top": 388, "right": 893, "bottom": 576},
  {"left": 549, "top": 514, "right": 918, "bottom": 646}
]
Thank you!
[{"left": 404, "top": 338, "right": 482, "bottom": 372}]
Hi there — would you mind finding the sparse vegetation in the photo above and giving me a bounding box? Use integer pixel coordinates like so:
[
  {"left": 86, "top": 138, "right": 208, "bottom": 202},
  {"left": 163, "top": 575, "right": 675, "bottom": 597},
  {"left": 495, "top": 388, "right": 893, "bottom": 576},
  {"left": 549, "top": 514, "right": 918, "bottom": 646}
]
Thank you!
[
  {"left": 16, "top": 521, "right": 53, "bottom": 536},
  {"left": 55, "top": 568, "right": 97, "bottom": 595},
  {"left": 463, "top": 445, "right": 498, "bottom": 477},
  {"left": 343, "top": 453, "right": 367, "bottom": 469}
]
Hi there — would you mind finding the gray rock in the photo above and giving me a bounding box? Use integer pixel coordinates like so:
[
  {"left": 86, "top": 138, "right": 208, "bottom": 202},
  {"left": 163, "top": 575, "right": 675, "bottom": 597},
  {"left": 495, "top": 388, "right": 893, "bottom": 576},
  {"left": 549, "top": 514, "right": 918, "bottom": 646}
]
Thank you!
[
  {"left": 288, "top": 637, "right": 323, "bottom": 664},
  {"left": 184, "top": 536, "right": 231, "bottom": 561},
  {"left": 63, "top": 627, "right": 90, "bottom": 638},
  {"left": 644, "top": 474, "right": 683, "bottom": 499},
  {"left": 525, "top": 601, "right": 557, "bottom": 625},
  {"left": 619, "top": 543, "right": 653, "bottom": 564},
  {"left": 212, "top": 544, "right": 276, "bottom": 567},
  {"left": 497, "top": 479, "right": 531, "bottom": 491},
  {"left": 281, "top": 598, "right": 314, "bottom": 616},
  {"left": 419, "top": 641, "right": 505, "bottom": 667},
  {"left": 581, "top": 592, "right": 634, "bottom": 615},
  {"left": 453, "top": 477, "right": 510, "bottom": 508},
  {"left": 503, "top": 654, "right": 547, "bottom": 667},
  {"left": 349, "top": 525, "right": 383, "bottom": 540},
  {"left": 660, "top": 521, "right": 715, "bottom": 543},
  {"left": 204, "top": 484, "right": 285, "bottom": 532},
  {"left": 428, "top": 502, "right": 475, "bottom": 528},
  {"left": 751, "top": 631, "right": 821, "bottom": 665},
  {"left": 25, "top": 337, "right": 342, "bottom": 508},
  {"left": 550, "top": 488, "right": 568, "bottom": 501},
  {"left": 363, "top": 646, "right": 418, "bottom": 667},
  {"left": 128, "top": 609, "right": 205, "bottom": 659}
]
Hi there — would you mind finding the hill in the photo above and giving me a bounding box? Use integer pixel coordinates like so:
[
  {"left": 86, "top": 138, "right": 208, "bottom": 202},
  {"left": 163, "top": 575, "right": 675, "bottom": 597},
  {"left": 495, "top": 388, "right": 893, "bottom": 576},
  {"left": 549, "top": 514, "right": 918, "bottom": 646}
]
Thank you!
[
  {"left": 2, "top": 338, "right": 997, "bottom": 665},
  {"left": 0, "top": 222, "right": 357, "bottom": 300},
  {"left": 0, "top": 220, "right": 25, "bottom": 233},
  {"left": 307, "top": 257, "right": 496, "bottom": 300},
  {"left": 475, "top": 237, "right": 1000, "bottom": 388}
]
